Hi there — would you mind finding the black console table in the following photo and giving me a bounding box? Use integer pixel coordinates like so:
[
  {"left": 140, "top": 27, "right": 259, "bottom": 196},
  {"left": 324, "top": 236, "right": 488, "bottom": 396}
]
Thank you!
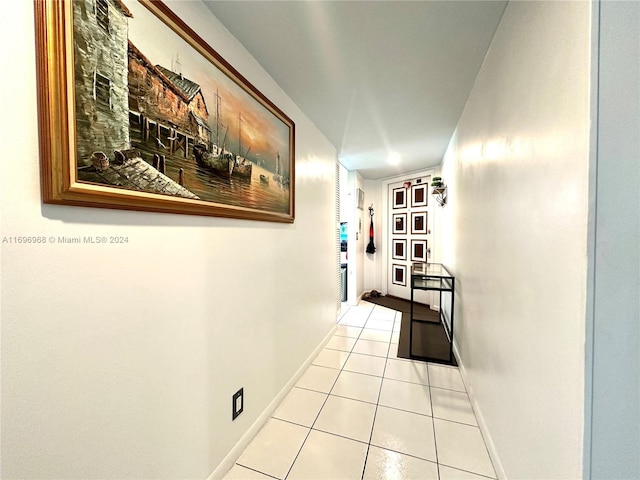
[{"left": 409, "top": 263, "right": 456, "bottom": 365}]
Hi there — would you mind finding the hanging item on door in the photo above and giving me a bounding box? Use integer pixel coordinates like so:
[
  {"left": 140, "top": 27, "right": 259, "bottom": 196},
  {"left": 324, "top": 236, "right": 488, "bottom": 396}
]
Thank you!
[{"left": 366, "top": 204, "right": 376, "bottom": 254}]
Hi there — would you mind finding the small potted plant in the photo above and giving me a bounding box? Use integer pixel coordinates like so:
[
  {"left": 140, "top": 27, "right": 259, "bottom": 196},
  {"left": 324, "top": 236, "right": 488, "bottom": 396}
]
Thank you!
[{"left": 431, "top": 176, "right": 444, "bottom": 188}]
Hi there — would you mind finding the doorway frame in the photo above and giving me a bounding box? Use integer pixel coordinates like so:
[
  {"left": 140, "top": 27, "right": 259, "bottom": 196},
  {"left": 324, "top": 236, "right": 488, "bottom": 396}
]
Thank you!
[{"left": 380, "top": 168, "right": 436, "bottom": 296}]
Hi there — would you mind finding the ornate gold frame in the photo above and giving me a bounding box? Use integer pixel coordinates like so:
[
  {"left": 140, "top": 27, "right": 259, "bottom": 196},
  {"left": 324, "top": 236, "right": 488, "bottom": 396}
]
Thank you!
[{"left": 34, "top": 0, "right": 295, "bottom": 222}]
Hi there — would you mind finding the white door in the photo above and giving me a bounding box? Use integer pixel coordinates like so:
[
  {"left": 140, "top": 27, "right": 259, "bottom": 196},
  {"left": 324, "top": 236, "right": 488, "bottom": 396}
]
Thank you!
[{"left": 387, "top": 175, "right": 432, "bottom": 304}]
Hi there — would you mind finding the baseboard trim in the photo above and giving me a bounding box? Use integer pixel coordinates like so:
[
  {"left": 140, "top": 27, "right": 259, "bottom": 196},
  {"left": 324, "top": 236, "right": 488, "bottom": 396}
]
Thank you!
[
  {"left": 208, "top": 324, "right": 338, "bottom": 480},
  {"left": 453, "top": 339, "right": 507, "bottom": 480}
]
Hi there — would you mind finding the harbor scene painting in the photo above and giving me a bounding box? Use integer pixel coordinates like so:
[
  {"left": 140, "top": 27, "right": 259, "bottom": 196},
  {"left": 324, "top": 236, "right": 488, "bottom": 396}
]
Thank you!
[{"left": 35, "top": 0, "right": 294, "bottom": 222}]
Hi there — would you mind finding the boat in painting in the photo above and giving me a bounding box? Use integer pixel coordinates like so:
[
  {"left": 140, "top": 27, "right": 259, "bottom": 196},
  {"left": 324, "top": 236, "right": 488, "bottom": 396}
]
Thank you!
[
  {"left": 193, "top": 144, "right": 234, "bottom": 177},
  {"left": 193, "top": 108, "right": 253, "bottom": 180},
  {"left": 233, "top": 157, "right": 252, "bottom": 178},
  {"left": 232, "top": 113, "right": 253, "bottom": 179}
]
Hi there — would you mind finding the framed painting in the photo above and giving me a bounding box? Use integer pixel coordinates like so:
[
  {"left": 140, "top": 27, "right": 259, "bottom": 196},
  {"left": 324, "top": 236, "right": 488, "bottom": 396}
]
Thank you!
[
  {"left": 392, "top": 239, "right": 406, "bottom": 260},
  {"left": 34, "top": 0, "right": 295, "bottom": 222},
  {"left": 411, "top": 183, "right": 428, "bottom": 207},
  {"left": 392, "top": 213, "right": 407, "bottom": 234},
  {"left": 411, "top": 211, "right": 428, "bottom": 234},
  {"left": 411, "top": 239, "right": 428, "bottom": 262},
  {"left": 392, "top": 187, "right": 406, "bottom": 209},
  {"left": 392, "top": 264, "right": 406, "bottom": 286}
]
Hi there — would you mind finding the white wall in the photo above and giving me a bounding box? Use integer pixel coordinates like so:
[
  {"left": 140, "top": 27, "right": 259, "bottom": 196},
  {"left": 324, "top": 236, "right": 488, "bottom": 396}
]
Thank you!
[
  {"left": 440, "top": 2, "right": 591, "bottom": 478},
  {"left": 339, "top": 164, "right": 350, "bottom": 223},
  {"left": 345, "top": 171, "right": 366, "bottom": 304},
  {"left": 362, "top": 179, "right": 382, "bottom": 293},
  {"left": 586, "top": 1, "right": 640, "bottom": 477},
  {"left": 0, "top": 2, "right": 337, "bottom": 479}
]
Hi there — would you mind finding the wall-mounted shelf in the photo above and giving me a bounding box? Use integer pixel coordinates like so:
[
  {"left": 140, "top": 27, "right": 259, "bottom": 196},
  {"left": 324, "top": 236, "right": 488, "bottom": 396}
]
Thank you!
[{"left": 432, "top": 186, "right": 447, "bottom": 206}]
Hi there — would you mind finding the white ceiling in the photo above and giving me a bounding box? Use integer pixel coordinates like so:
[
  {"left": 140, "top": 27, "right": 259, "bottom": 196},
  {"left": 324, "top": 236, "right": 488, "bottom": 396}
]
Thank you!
[{"left": 203, "top": 1, "right": 507, "bottom": 179}]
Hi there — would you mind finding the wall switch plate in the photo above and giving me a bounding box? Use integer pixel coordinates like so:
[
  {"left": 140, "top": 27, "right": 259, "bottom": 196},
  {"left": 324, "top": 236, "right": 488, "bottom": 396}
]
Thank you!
[{"left": 232, "top": 388, "right": 244, "bottom": 420}]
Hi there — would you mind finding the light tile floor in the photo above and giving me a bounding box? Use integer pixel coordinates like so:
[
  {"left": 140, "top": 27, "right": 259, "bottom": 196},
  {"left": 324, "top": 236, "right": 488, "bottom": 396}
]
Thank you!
[{"left": 223, "top": 301, "right": 496, "bottom": 480}]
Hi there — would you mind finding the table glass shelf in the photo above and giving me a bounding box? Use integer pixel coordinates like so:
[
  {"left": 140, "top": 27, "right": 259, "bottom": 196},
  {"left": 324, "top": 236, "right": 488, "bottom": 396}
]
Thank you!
[
  {"left": 412, "top": 277, "right": 453, "bottom": 291},
  {"left": 411, "top": 262, "right": 452, "bottom": 277},
  {"left": 409, "top": 262, "right": 456, "bottom": 365}
]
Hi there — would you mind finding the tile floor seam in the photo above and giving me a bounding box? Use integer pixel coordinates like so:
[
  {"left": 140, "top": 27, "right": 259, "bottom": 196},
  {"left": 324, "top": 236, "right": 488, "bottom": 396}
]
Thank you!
[
  {"left": 293, "top": 384, "right": 335, "bottom": 395},
  {"left": 431, "top": 415, "right": 479, "bottom": 428},
  {"left": 464, "top": 411, "right": 499, "bottom": 479},
  {"left": 442, "top": 377, "right": 498, "bottom": 477},
  {"left": 326, "top": 392, "right": 379, "bottom": 407},
  {"left": 342, "top": 369, "right": 385, "bottom": 378},
  {"left": 377, "top": 403, "right": 434, "bottom": 419},
  {"left": 437, "top": 462, "right": 497, "bottom": 480},
  {"left": 360, "top": 327, "right": 395, "bottom": 333},
  {"left": 426, "top": 361, "right": 442, "bottom": 480},
  {"left": 359, "top": 311, "right": 397, "bottom": 480},
  {"left": 325, "top": 347, "right": 355, "bottom": 354},
  {"left": 380, "top": 376, "right": 430, "bottom": 387},
  {"left": 366, "top": 444, "right": 441, "bottom": 468},
  {"left": 309, "top": 427, "right": 371, "bottom": 447},
  {"left": 431, "top": 363, "right": 498, "bottom": 478},
  {"left": 301, "top": 363, "right": 341, "bottom": 372},
  {"left": 341, "top": 366, "right": 387, "bottom": 379},
  {"left": 233, "top": 463, "right": 280, "bottom": 480},
  {"left": 430, "top": 384, "right": 473, "bottom": 394},
  {"left": 281, "top": 309, "right": 374, "bottom": 480},
  {"left": 280, "top": 401, "right": 327, "bottom": 478},
  {"left": 269, "top": 414, "right": 319, "bottom": 431},
  {"left": 347, "top": 337, "right": 392, "bottom": 345},
  {"left": 280, "top": 428, "right": 313, "bottom": 478},
  {"left": 283, "top": 305, "right": 377, "bottom": 480},
  {"left": 283, "top": 353, "right": 349, "bottom": 480}
]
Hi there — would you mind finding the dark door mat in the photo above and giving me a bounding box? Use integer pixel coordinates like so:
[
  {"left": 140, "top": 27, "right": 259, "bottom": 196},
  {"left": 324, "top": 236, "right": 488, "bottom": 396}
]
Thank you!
[
  {"left": 395, "top": 316, "right": 457, "bottom": 366},
  {"left": 363, "top": 294, "right": 440, "bottom": 323},
  {"left": 365, "top": 294, "right": 457, "bottom": 366}
]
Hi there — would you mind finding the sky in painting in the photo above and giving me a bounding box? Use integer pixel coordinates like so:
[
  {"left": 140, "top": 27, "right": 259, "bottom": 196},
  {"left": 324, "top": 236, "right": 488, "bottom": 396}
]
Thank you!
[{"left": 122, "top": 0, "right": 291, "bottom": 176}]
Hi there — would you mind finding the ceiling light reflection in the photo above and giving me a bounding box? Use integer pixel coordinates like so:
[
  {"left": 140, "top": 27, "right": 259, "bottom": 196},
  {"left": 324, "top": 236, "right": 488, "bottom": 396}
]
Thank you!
[{"left": 388, "top": 152, "right": 402, "bottom": 165}]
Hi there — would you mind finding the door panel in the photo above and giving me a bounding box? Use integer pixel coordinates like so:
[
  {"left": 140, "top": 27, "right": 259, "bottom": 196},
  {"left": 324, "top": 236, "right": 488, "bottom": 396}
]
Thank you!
[{"left": 387, "top": 176, "right": 431, "bottom": 303}]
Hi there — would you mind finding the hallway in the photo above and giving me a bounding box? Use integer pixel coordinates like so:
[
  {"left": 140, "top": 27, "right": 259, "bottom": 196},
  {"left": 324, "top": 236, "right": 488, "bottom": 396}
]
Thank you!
[{"left": 223, "top": 302, "right": 495, "bottom": 479}]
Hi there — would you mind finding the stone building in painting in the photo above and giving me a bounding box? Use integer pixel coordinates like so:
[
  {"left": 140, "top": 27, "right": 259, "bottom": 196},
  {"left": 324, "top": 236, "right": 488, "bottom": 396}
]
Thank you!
[
  {"left": 73, "top": 0, "right": 133, "bottom": 166},
  {"left": 128, "top": 43, "right": 211, "bottom": 148},
  {"left": 73, "top": 0, "right": 211, "bottom": 167}
]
